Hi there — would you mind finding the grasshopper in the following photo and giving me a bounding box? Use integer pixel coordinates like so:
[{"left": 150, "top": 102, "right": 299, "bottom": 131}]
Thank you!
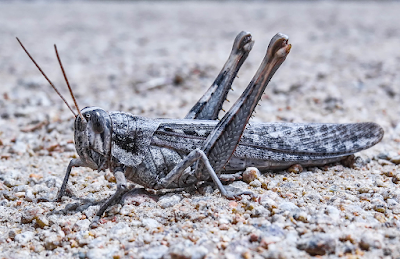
[{"left": 17, "top": 32, "right": 383, "bottom": 223}]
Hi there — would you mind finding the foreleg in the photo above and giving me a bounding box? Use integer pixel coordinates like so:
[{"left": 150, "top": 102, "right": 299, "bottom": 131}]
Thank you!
[
  {"left": 185, "top": 31, "right": 254, "bottom": 120},
  {"left": 92, "top": 169, "right": 129, "bottom": 224},
  {"left": 55, "top": 158, "right": 85, "bottom": 201}
]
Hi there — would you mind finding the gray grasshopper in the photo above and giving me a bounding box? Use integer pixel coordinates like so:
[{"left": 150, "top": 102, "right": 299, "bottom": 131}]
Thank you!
[{"left": 17, "top": 32, "right": 384, "bottom": 222}]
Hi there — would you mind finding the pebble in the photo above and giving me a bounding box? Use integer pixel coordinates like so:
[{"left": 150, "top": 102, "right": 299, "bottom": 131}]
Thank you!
[
  {"left": 294, "top": 211, "right": 308, "bottom": 223},
  {"left": 242, "top": 167, "right": 261, "bottom": 183},
  {"left": 359, "top": 233, "right": 383, "bottom": 251},
  {"left": 14, "top": 231, "right": 35, "bottom": 244},
  {"left": 288, "top": 164, "right": 303, "bottom": 174},
  {"left": 139, "top": 245, "right": 169, "bottom": 259},
  {"left": 325, "top": 205, "right": 340, "bottom": 221},
  {"left": 21, "top": 206, "right": 44, "bottom": 224},
  {"left": 109, "top": 222, "right": 130, "bottom": 239},
  {"left": 392, "top": 174, "right": 400, "bottom": 184},
  {"left": 73, "top": 219, "right": 91, "bottom": 231},
  {"left": 24, "top": 189, "right": 34, "bottom": 202},
  {"left": 142, "top": 218, "right": 160, "bottom": 229},
  {"left": 169, "top": 243, "right": 208, "bottom": 259},
  {"left": 44, "top": 232, "right": 64, "bottom": 250},
  {"left": 158, "top": 194, "right": 182, "bottom": 209},
  {"left": 259, "top": 195, "right": 278, "bottom": 211},
  {"left": 3, "top": 191, "right": 17, "bottom": 201},
  {"left": 297, "top": 233, "right": 336, "bottom": 255},
  {"left": 278, "top": 202, "right": 300, "bottom": 216},
  {"left": 390, "top": 156, "right": 400, "bottom": 165},
  {"left": 36, "top": 215, "right": 50, "bottom": 228},
  {"left": 249, "top": 179, "right": 262, "bottom": 188}
]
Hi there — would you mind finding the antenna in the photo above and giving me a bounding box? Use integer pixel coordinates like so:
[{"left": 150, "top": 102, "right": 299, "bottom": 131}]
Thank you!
[
  {"left": 54, "top": 45, "right": 85, "bottom": 121},
  {"left": 16, "top": 37, "right": 78, "bottom": 118}
]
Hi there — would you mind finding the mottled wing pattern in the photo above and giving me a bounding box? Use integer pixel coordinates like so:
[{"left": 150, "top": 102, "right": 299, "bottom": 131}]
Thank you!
[
  {"left": 152, "top": 120, "right": 384, "bottom": 162},
  {"left": 232, "top": 122, "right": 384, "bottom": 164},
  {"left": 239, "top": 122, "right": 383, "bottom": 155}
]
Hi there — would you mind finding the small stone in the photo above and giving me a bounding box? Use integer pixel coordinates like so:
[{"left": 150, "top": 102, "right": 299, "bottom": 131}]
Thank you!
[
  {"left": 392, "top": 174, "right": 400, "bottom": 184},
  {"left": 259, "top": 196, "right": 277, "bottom": 211},
  {"left": 8, "top": 230, "right": 17, "bottom": 240},
  {"left": 228, "top": 201, "right": 238, "bottom": 208},
  {"left": 36, "top": 215, "right": 50, "bottom": 228},
  {"left": 359, "top": 233, "right": 382, "bottom": 251},
  {"left": 243, "top": 167, "right": 260, "bottom": 184},
  {"left": 10, "top": 141, "right": 27, "bottom": 154},
  {"left": 249, "top": 233, "right": 259, "bottom": 242},
  {"left": 3, "top": 191, "right": 17, "bottom": 201},
  {"left": 260, "top": 236, "right": 282, "bottom": 249},
  {"left": 382, "top": 170, "right": 395, "bottom": 177},
  {"left": 21, "top": 207, "right": 44, "bottom": 224},
  {"left": 139, "top": 245, "right": 168, "bottom": 259},
  {"left": 378, "top": 159, "right": 394, "bottom": 166},
  {"left": 219, "top": 224, "right": 229, "bottom": 230},
  {"left": 169, "top": 244, "right": 207, "bottom": 259},
  {"left": 110, "top": 222, "right": 130, "bottom": 238},
  {"left": 390, "top": 155, "right": 400, "bottom": 165},
  {"left": 70, "top": 239, "right": 79, "bottom": 248},
  {"left": 34, "top": 245, "right": 45, "bottom": 253},
  {"left": 232, "top": 215, "right": 246, "bottom": 224},
  {"left": 358, "top": 187, "right": 370, "bottom": 194},
  {"left": 73, "top": 219, "right": 91, "bottom": 231},
  {"left": 288, "top": 164, "right": 303, "bottom": 174},
  {"left": 374, "top": 213, "right": 386, "bottom": 223},
  {"left": 386, "top": 198, "right": 398, "bottom": 207},
  {"left": 339, "top": 233, "right": 356, "bottom": 244},
  {"left": 24, "top": 189, "right": 34, "bottom": 202},
  {"left": 44, "top": 232, "right": 63, "bottom": 250},
  {"left": 376, "top": 152, "right": 390, "bottom": 160},
  {"left": 142, "top": 218, "right": 160, "bottom": 229},
  {"left": 29, "top": 173, "right": 43, "bottom": 180},
  {"left": 373, "top": 204, "right": 386, "bottom": 213},
  {"left": 241, "top": 250, "right": 251, "bottom": 259},
  {"left": 278, "top": 202, "right": 300, "bottom": 216},
  {"left": 297, "top": 233, "right": 336, "bottom": 255},
  {"left": 84, "top": 205, "right": 100, "bottom": 219},
  {"left": 375, "top": 179, "right": 386, "bottom": 187},
  {"left": 158, "top": 194, "right": 182, "bottom": 209},
  {"left": 119, "top": 205, "right": 135, "bottom": 216},
  {"left": 251, "top": 205, "right": 269, "bottom": 218},
  {"left": 294, "top": 211, "right": 308, "bottom": 223},
  {"left": 14, "top": 231, "right": 34, "bottom": 244},
  {"left": 267, "top": 180, "right": 278, "bottom": 190},
  {"left": 14, "top": 191, "right": 25, "bottom": 198},
  {"left": 104, "top": 171, "right": 116, "bottom": 183},
  {"left": 249, "top": 179, "right": 261, "bottom": 188},
  {"left": 392, "top": 205, "right": 400, "bottom": 214}
]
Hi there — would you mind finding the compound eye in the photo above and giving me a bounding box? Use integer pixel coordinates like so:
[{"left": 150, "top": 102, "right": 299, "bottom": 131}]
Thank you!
[{"left": 91, "top": 113, "right": 105, "bottom": 134}]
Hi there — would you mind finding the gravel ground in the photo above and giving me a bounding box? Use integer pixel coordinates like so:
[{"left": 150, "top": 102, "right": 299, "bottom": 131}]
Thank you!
[{"left": 1, "top": 2, "right": 400, "bottom": 258}]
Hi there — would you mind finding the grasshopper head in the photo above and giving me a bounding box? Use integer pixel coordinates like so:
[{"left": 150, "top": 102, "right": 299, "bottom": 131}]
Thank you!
[{"left": 74, "top": 107, "right": 112, "bottom": 171}]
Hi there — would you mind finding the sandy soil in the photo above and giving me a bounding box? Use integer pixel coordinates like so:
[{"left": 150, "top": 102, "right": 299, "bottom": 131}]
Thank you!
[{"left": 0, "top": 2, "right": 400, "bottom": 258}]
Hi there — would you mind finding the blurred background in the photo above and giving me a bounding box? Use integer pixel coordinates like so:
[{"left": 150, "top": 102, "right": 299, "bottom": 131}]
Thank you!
[{"left": 0, "top": 1, "right": 399, "bottom": 155}]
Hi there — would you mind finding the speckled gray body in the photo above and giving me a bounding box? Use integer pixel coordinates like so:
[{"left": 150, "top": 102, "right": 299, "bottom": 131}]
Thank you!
[{"left": 106, "top": 112, "right": 383, "bottom": 189}]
